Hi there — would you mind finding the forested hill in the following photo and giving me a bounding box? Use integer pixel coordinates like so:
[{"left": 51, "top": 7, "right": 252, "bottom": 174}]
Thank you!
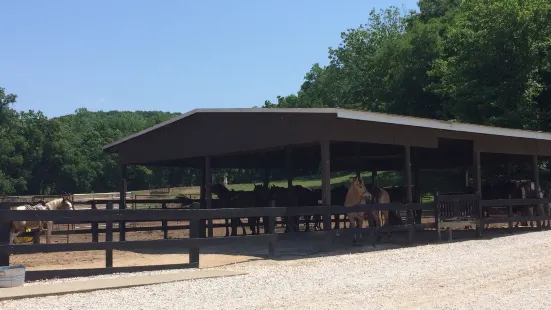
[
  {"left": 0, "top": 99, "right": 186, "bottom": 195},
  {"left": 2, "top": 0, "right": 551, "bottom": 195}
]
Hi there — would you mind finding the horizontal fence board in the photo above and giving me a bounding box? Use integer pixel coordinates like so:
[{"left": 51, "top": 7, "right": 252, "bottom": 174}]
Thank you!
[
  {"left": 3, "top": 234, "right": 277, "bottom": 254},
  {"left": 481, "top": 198, "right": 551, "bottom": 207},
  {"left": 484, "top": 215, "right": 551, "bottom": 224},
  {"left": 0, "top": 203, "right": 434, "bottom": 222}
]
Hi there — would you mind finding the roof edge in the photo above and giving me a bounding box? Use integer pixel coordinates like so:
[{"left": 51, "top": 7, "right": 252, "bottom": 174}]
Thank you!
[
  {"left": 336, "top": 109, "right": 551, "bottom": 141},
  {"left": 102, "top": 108, "right": 338, "bottom": 152}
]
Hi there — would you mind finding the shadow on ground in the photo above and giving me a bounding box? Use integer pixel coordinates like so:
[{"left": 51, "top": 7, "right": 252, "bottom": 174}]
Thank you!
[{"left": 128, "top": 225, "right": 547, "bottom": 263}]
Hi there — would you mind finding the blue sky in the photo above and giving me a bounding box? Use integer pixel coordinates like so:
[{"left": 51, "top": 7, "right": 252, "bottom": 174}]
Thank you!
[{"left": 1, "top": 0, "right": 418, "bottom": 118}]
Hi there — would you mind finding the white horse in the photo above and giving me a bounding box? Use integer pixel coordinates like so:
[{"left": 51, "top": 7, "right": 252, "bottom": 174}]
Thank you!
[{"left": 10, "top": 197, "right": 74, "bottom": 244}]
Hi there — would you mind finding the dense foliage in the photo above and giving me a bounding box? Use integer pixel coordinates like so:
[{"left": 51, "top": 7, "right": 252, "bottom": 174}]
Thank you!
[
  {"left": 2, "top": 0, "right": 551, "bottom": 195},
  {"left": 265, "top": 0, "right": 551, "bottom": 132}
]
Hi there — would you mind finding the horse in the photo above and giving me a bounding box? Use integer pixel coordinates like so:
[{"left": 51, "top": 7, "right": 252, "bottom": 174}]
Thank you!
[
  {"left": 227, "top": 184, "right": 272, "bottom": 235},
  {"left": 514, "top": 181, "right": 538, "bottom": 228},
  {"left": 344, "top": 176, "right": 372, "bottom": 244},
  {"left": 293, "top": 185, "right": 322, "bottom": 231},
  {"left": 210, "top": 183, "right": 247, "bottom": 236},
  {"left": 10, "top": 197, "right": 74, "bottom": 244},
  {"left": 270, "top": 185, "right": 300, "bottom": 233}
]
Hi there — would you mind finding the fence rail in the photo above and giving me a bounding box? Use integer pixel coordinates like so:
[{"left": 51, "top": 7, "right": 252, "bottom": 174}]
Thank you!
[{"left": 1, "top": 195, "right": 551, "bottom": 280}]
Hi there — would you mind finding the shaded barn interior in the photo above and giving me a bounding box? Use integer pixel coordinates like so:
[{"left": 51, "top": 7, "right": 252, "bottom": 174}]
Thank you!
[
  {"left": 104, "top": 108, "right": 551, "bottom": 187},
  {"left": 103, "top": 108, "right": 551, "bottom": 239}
]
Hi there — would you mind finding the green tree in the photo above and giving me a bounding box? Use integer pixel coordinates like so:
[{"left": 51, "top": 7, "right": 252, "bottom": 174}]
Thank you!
[{"left": 429, "top": 0, "right": 551, "bottom": 128}]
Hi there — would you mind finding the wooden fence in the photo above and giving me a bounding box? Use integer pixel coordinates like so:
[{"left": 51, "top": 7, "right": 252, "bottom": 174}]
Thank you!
[{"left": 1, "top": 195, "right": 551, "bottom": 280}]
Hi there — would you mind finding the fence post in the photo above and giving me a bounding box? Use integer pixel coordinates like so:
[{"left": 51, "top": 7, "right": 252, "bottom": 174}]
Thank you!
[
  {"left": 91, "top": 201, "right": 99, "bottom": 242},
  {"left": 434, "top": 193, "right": 441, "bottom": 242},
  {"left": 508, "top": 204, "right": 513, "bottom": 234},
  {"left": 476, "top": 193, "right": 483, "bottom": 238},
  {"left": 188, "top": 204, "right": 200, "bottom": 267},
  {"left": 0, "top": 202, "right": 10, "bottom": 266},
  {"left": 265, "top": 215, "right": 276, "bottom": 257},
  {"left": 162, "top": 202, "right": 168, "bottom": 239},
  {"left": 105, "top": 202, "right": 113, "bottom": 268}
]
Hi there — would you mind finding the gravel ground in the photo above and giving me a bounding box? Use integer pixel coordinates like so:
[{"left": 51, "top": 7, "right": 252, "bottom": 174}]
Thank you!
[{"left": 3, "top": 230, "right": 551, "bottom": 310}]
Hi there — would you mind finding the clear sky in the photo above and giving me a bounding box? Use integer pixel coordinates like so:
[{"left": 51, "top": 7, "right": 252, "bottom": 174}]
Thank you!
[{"left": 1, "top": 0, "right": 419, "bottom": 118}]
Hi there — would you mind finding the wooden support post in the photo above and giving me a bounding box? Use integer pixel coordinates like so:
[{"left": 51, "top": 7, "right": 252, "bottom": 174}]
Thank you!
[
  {"left": 189, "top": 203, "right": 200, "bottom": 266},
  {"left": 119, "top": 164, "right": 127, "bottom": 241},
  {"left": 285, "top": 146, "right": 294, "bottom": 232},
  {"left": 473, "top": 150, "right": 483, "bottom": 238},
  {"left": 262, "top": 167, "right": 270, "bottom": 233},
  {"left": 508, "top": 204, "right": 513, "bottom": 234},
  {"left": 355, "top": 143, "right": 362, "bottom": 179},
  {"left": 404, "top": 145, "right": 414, "bottom": 243},
  {"left": 91, "top": 201, "right": 99, "bottom": 242},
  {"left": 205, "top": 156, "right": 213, "bottom": 238},
  {"left": 533, "top": 155, "right": 542, "bottom": 229},
  {"left": 286, "top": 146, "right": 293, "bottom": 188},
  {"left": 371, "top": 170, "right": 378, "bottom": 187},
  {"left": 321, "top": 140, "right": 331, "bottom": 231},
  {"left": 199, "top": 162, "right": 206, "bottom": 238},
  {"left": 0, "top": 202, "right": 10, "bottom": 266},
  {"left": 105, "top": 202, "right": 114, "bottom": 268},
  {"left": 162, "top": 202, "right": 168, "bottom": 239},
  {"left": 434, "top": 193, "right": 441, "bottom": 242},
  {"left": 266, "top": 215, "right": 276, "bottom": 257}
]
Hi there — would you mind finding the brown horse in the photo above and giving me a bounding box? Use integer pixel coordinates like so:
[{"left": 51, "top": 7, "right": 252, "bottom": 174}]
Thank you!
[
  {"left": 270, "top": 185, "right": 300, "bottom": 233},
  {"left": 210, "top": 183, "right": 247, "bottom": 236}
]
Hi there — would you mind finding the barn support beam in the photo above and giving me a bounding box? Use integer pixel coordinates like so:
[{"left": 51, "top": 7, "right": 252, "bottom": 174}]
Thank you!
[
  {"left": 413, "top": 165, "right": 422, "bottom": 224},
  {"left": 321, "top": 140, "right": 332, "bottom": 231},
  {"left": 205, "top": 156, "right": 213, "bottom": 238},
  {"left": 262, "top": 166, "right": 270, "bottom": 233},
  {"left": 284, "top": 146, "right": 294, "bottom": 233},
  {"left": 404, "top": 146, "right": 414, "bottom": 242},
  {"left": 199, "top": 161, "right": 206, "bottom": 238},
  {"left": 119, "top": 164, "right": 127, "bottom": 241},
  {"left": 286, "top": 146, "right": 293, "bottom": 188},
  {"left": 371, "top": 170, "right": 378, "bottom": 187},
  {"left": 463, "top": 167, "right": 469, "bottom": 188},
  {"left": 532, "top": 155, "right": 542, "bottom": 229},
  {"left": 473, "top": 150, "right": 482, "bottom": 194},
  {"left": 533, "top": 155, "right": 540, "bottom": 192},
  {"left": 473, "top": 149, "right": 483, "bottom": 238},
  {"left": 355, "top": 142, "right": 362, "bottom": 179}
]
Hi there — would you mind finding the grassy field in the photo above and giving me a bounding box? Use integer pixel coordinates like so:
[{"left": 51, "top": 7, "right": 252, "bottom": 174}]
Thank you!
[
  {"left": 131, "top": 169, "right": 458, "bottom": 202},
  {"left": 132, "top": 171, "right": 406, "bottom": 196},
  {"left": 8, "top": 169, "right": 463, "bottom": 204}
]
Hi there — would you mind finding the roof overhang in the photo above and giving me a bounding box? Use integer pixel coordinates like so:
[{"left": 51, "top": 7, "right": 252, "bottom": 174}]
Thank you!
[{"left": 102, "top": 108, "right": 551, "bottom": 166}]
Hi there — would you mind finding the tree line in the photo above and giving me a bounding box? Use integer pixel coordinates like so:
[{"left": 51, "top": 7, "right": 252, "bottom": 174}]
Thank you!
[{"left": 2, "top": 0, "right": 551, "bottom": 195}]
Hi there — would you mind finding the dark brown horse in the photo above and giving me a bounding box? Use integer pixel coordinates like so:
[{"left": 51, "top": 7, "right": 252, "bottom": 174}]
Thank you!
[
  {"left": 210, "top": 183, "right": 247, "bottom": 236},
  {"left": 270, "top": 185, "right": 300, "bottom": 233}
]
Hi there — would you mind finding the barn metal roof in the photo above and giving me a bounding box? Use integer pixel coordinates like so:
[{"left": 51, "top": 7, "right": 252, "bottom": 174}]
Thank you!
[{"left": 103, "top": 108, "right": 551, "bottom": 152}]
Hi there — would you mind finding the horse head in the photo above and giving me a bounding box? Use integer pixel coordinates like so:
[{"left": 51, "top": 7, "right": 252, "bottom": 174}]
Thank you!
[
  {"left": 344, "top": 176, "right": 370, "bottom": 207},
  {"left": 46, "top": 197, "right": 74, "bottom": 210}
]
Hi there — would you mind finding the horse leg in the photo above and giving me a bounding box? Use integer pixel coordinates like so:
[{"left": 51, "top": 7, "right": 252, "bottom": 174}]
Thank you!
[
  {"left": 248, "top": 217, "right": 256, "bottom": 235},
  {"left": 238, "top": 218, "right": 247, "bottom": 235},
  {"left": 9, "top": 231, "right": 19, "bottom": 245}
]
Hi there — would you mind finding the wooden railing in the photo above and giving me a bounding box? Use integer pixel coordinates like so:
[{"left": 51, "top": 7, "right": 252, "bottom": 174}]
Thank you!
[{"left": 1, "top": 196, "right": 551, "bottom": 280}]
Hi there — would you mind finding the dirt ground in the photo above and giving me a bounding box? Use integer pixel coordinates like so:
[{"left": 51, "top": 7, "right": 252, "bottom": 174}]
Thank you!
[{"left": 10, "top": 216, "right": 528, "bottom": 272}]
